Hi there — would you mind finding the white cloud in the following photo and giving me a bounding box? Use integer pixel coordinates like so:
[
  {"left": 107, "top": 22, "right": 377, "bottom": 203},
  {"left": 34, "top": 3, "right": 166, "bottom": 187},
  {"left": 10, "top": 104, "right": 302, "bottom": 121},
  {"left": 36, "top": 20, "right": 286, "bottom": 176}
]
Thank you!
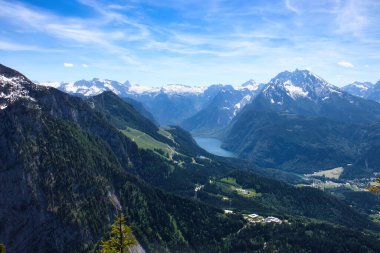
[
  {"left": 0, "top": 40, "right": 62, "bottom": 52},
  {"left": 0, "top": 0, "right": 143, "bottom": 66},
  {"left": 1, "top": 0, "right": 379, "bottom": 86},
  {"left": 338, "top": 61, "right": 354, "bottom": 68},
  {"left": 335, "top": 1, "right": 369, "bottom": 37},
  {"left": 64, "top": 63, "right": 74, "bottom": 68},
  {"left": 285, "top": 0, "right": 299, "bottom": 14},
  {"left": 0, "top": 41, "right": 41, "bottom": 51}
]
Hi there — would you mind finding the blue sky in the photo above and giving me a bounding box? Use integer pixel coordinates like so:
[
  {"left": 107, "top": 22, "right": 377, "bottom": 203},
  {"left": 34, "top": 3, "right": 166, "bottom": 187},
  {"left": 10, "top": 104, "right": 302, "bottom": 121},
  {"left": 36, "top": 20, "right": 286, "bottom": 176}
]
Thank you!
[{"left": 0, "top": 0, "right": 379, "bottom": 86}]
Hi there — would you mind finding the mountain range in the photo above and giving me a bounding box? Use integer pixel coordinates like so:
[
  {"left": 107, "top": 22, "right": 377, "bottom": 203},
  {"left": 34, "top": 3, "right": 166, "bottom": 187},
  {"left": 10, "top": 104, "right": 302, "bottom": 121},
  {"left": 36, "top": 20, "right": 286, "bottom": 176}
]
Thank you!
[
  {"left": 342, "top": 81, "right": 380, "bottom": 102},
  {"left": 181, "top": 82, "right": 265, "bottom": 135},
  {"left": 37, "top": 70, "right": 380, "bottom": 178},
  {"left": 222, "top": 70, "right": 380, "bottom": 176},
  {"left": 38, "top": 78, "right": 262, "bottom": 126},
  {"left": 3, "top": 63, "right": 380, "bottom": 252}
]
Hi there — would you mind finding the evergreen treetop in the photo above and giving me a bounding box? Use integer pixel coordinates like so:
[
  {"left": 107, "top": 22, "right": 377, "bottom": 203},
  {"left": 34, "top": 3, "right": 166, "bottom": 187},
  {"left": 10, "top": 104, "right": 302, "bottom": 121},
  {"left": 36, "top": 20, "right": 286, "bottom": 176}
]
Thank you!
[{"left": 100, "top": 213, "right": 137, "bottom": 253}]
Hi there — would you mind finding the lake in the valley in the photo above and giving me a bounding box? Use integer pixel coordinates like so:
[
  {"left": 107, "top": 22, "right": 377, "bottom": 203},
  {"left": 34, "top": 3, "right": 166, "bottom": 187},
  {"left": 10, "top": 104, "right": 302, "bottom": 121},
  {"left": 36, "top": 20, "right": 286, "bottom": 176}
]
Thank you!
[{"left": 193, "top": 137, "right": 236, "bottom": 158}]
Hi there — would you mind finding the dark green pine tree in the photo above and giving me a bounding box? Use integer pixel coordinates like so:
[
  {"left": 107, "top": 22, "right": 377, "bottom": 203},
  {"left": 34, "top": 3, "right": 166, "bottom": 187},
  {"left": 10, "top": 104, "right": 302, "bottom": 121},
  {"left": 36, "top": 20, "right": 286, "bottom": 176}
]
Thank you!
[{"left": 100, "top": 213, "right": 137, "bottom": 253}]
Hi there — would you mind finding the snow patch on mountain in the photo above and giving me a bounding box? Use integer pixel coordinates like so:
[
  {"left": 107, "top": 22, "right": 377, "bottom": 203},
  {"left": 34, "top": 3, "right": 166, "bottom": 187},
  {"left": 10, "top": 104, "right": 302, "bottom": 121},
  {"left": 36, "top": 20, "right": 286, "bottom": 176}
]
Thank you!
[
  {"left": 263, "top": 69, "right": 344, "bottom": 104},
  {"left": 342, "top": 82, "right": 374, "bottom": 98},
  {"left": 0, "top": 75, "right": 35, "bottom": 109},
  {"left": 38, "top": 81, "right": 63, "bottom": 89},
  {"left": 283, "top": 80, "right": 308, "bottom": 99},
  {"left": 60, "top": 82, "right": 79, "bottom": 93},
  {"left": 353, "top": 82, "right": 371, "bottom": 90},
  {"left": 128, "top": 84, "right": 160, "bottom": 94},
  {"left": 38, "top": 77, "right": 266, "bottom": 100},
  {"left": 233, "top": 94, "right": 252, "bottom": 116},
  {"left": 235, "top": 79, "right": 260, "bottom": 91},
  {"left": 38, "top": 78, "right": 132, "bottom": 97},
  {"left": 160, "top": 84, "right": 206, "bottom": 94},
  {"left": 128, "top": 83, "right": 206, "bottom": 94}
]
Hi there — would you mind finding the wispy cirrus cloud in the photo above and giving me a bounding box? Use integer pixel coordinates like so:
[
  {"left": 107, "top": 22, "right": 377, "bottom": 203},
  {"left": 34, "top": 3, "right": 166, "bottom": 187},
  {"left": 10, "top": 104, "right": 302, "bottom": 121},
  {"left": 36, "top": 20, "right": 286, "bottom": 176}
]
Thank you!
[
  {"left": 285, "top": 0, "right": 300, "bottom": 14},
  {"left": 0, "top": 40, "right": 61, "bottom": 52},
  {"left": 335, "top": 0, "right": 369, "bottom": 37},
  {"left": 0, "top": 0, "right": 379, "bottom": 86},
  {"left": 0, "top": 0, "right": 142, "bottom": 65}
]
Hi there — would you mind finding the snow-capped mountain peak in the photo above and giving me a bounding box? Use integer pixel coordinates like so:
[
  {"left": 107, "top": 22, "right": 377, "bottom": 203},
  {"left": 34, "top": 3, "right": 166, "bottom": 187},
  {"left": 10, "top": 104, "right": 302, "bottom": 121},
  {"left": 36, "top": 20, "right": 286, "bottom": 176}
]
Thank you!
[
  {"left": 0, "top": 64, "right": 37, "bottom": 109},
  {"left": 263, "top": 69, "right": 342, "bottom": 102},
  {"left": 160, "top": 84, "right": 206, "bottom": 94},
  {"left": 270, "top": 69, "right": 328, "bottom": 88},
  {"left": 242, "top": 79, "right": 256, "bottom": 86},
  {"left": 38, "top": 78, "right": 131, "bottom": 97},
  {"left": 38, "top": 78, "right": 208, "bottom": 96},
  {"left": 235, "top": 79, "right": 261, "bottom": 91},
  {"left": 128, "top": 83, "right": 206, "bottom": 94},
  {"left": 38, "top": 81, "right": 64, "bottom": 89},
  {"left": 282, "top": 80, "right": 309, "bottom": 99},
  {"left": 342, "top": 81, "right": 374, "bottom": 98},
  {"left": 349, "top": 81, "right": 373, "bottom": 90},
  {"left": 128, "top": 84, "right": 160, "bottom": 94}
]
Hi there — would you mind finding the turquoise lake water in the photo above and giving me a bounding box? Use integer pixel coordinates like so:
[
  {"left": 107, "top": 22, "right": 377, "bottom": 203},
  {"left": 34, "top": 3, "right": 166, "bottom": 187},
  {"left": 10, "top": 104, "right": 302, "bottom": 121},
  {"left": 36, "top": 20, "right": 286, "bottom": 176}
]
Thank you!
[{"left": 193, "top": 137, "right": 236, "bottom": 158}]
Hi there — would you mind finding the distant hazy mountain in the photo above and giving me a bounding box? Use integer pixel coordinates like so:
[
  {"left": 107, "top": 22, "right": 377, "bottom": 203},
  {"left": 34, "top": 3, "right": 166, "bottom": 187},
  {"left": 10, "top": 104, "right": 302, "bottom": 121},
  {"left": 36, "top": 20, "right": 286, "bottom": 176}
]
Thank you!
[
  {"left": 239, "top": 69, "right": 380, "bottom": 124},
  {"left": 127, "top": 89, "right": 206, "bottom": 126},
  {"left": 222, "top": 69, "right": 380, "bottom": 174},
  {"left": 342, "top": 81, "right": 380, "bottom": 103},
  {"left": 34, "top": 70, "right": 380, "bottom": 178},
  {"left": 367, "top": 81, "right": 380, "bottom": 102},
  {"left": 39, "top": 78, "right": 131, "bottom": 97},
  {"left": 38, "top": 79, "right": 263, "bottom": 126},
  {"left": 121, "top": 96, "right": 158, "bottom": 124},
  {"left": 181, "top": 82, "right": 265, "bottom": 134},
  {"left": 344, "top": 122, "right": 380, "bottom": 178},
  {"left": 132, "top": 82, "right": 262, "bottom": 126},
  {"left": 342, "top": 81, "right": 374, "bottom": 98}
]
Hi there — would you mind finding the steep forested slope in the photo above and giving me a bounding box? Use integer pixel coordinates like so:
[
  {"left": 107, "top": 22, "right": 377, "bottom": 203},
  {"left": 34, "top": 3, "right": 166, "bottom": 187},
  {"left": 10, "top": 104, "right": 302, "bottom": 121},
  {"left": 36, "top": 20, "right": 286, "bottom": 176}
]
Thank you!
[{"left": 1, "top": 64, "right": 380, "bottom": 253}]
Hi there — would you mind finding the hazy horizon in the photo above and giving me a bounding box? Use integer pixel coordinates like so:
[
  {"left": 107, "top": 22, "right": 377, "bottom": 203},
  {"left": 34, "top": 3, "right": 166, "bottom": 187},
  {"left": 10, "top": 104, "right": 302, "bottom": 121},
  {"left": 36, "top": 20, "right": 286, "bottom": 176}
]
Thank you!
[{"left": 35, "top": 68, "right": 364, "bottom": 88}]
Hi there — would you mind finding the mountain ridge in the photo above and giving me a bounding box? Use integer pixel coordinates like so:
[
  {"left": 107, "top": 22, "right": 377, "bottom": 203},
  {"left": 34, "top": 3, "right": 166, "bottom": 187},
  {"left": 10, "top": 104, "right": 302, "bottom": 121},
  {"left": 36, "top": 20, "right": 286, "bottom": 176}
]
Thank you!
[
  {"left": 342, "top": 80, "right": 380, "bottom": 103},
  {"left": 222, "top": 69, "right": 380, "bottom": 175},
  {"left": 37, "top": 78, "right": 263, "bottom": 125}
]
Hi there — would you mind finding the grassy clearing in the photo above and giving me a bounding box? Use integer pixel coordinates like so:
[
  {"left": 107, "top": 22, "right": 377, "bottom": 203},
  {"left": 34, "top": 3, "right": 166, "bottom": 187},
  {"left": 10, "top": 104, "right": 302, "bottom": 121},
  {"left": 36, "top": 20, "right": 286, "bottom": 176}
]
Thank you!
[
  {"left": 236, "top": 188, "right": 257, "bottom": 198},
  {"left": 217, "top": 177, "right": 258, "bottom": 198},
  {"left": 121, "top": 127, "right": 174, "bottom": 158},
  {"left": 158, "top": 127, "right": 174, "bottom": 140},
  {"left": 310, "top": 167, "right": 344, "bottom": 179},
  {"left": 370, "top": 213, "right": 380, "bottom": 223},
  {"left": 220, "top": 177, "right": 239, "bottom": 186}
]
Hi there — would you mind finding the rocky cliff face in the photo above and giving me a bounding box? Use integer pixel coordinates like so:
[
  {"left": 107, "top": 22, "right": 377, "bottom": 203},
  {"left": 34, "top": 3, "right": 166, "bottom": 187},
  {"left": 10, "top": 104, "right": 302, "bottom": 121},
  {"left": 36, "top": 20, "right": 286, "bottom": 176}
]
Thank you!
[{"left": 0, "top": 104, "right": 116, "bottom": 252}]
